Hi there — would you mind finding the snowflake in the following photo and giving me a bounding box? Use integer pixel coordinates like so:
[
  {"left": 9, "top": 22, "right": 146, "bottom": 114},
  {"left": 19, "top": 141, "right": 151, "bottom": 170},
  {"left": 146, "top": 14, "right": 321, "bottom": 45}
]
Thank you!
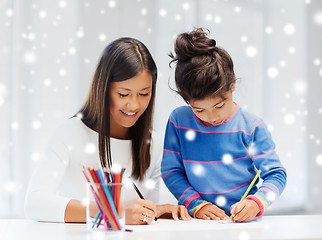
[
  {"left": 284, "top": 113, "right": 295, "bottom": 125},
  {"left": 265, "top": 26, "right": 273, "bottom": 34},
  {"left": 313, "top": 11, "right": 322, "bottom": 26},
  {"left": 32, "top": 120, "right": 41, "bottom": 129},
  {"left": 247, "top": 143, "right": 256, "bottom": 156},
  {"left": 6, "top": 9, "right": 13, "bottom": 17},
  {"left": 141, "top": 9, "right": 147, "bottom": 16},
  {"left": 313, "top": 58, "right": 320, "bottom": 66},
  {"left": 214, "top": 16, "right": 222, "bottom": 24},
  {"left": 182, "top": 3, "right": 190, "bottom": 10},
  {"left": 59, "top": 68, "right": 67, "bottom": 76},
  {"left": 280, "top": 60, "right": 287, "bottom": 67},
  {"left": 11, "top": 122, "right": 19, "bottom": 130},
  {"left": 111, "top": 163, "right": 122, "bottom": 173},
  {"left": 222, "top": 154, "right": 233, "bottom": 164},
  {"left": 76, "top": 112, "right": 83, "bottom": 119},
  {"left": 144, "top": 179, "right": 156, "bottom": 190},
  {"left": 23, "top": 51, "right": 37, "bottom": 65},
  {"left": 267, "top": 124, "right": 274, "bottom": 132},
  {"left": 284, "top": 24, "right": 295, "bottom": 35},
  {"left": 316, "top": 154, "right": 322, "bottom": 166},
  {"left": 192, "top": 164, "right": 205, "bottom": 177},
  {"left": 39, "top": 11, "right": 47, "bottom": 18},
  {"left": 84, "top": 143, "right": 96, "bottom": 155},
  {"left": 185, "top": 130, "right": 196, "bottom": 141},
  {"left": 266, "top": 191, "right": 276, "bottom": 202},
  {"left": 294, "top": 81, "right": 307, "bottom": 95},
  {"left": 98, "top": 33, "right": 107, "bottom": 42},
  {"left": 59, "top": 1, "right": 67, "bottom": 8},
  {"left": 267, "top": 67, "right": 279, "bottom": 78},
  {"left": 245, "top": 46, "right": 257, "bottom": 58},
  {"left": 68, "top": 47, "right": 76, "bottom": 55},
  {"left": 81, "top": 198, "right": 89, "bottom": 206},
  {"left": 159, "top": 9, "right": 167, "bottom": 17},
  {"left": 240, "top": 35, "right": 248, "bottom": 43},
  {"left": 76, "top": 27, "right": 85, "bottom": 38},
  {"left": 205, "top": 14, "right": 213, "bottom": 21},
  {"left": 175, "top": 14, "right": 182, "bottom": 21},
  {"left": 215, "top": 196, "right": 227, "bottom": 207},
  {"left": 288, "top": 46, "right": 296, "bottom": 54},
  {"left": 235, "top": 6, "right": 241, "bottom": 13},
  {"left": 108, "top": 1, "right": 116, "bottom": 8}
]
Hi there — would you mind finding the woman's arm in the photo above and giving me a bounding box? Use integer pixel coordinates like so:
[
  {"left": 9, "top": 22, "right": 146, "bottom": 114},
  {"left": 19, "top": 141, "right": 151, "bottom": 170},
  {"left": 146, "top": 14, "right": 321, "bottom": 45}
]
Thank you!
[{"left": 64, "top": 200, "right": 99, "bottom": 223}]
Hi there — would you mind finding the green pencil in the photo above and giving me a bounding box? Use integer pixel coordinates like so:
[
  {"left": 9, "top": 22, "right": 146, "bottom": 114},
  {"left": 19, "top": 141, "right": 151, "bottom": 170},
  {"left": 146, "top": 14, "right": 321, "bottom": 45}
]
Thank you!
[{"left": 229, "top": 170, "right": 262, "bottom": 220}]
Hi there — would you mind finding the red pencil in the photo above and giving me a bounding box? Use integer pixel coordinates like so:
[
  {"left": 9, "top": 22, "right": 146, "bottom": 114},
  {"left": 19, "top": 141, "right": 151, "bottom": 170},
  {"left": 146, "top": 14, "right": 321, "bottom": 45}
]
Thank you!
[{"left": 88, "top": 168, "right": 121, "bottom": 230}]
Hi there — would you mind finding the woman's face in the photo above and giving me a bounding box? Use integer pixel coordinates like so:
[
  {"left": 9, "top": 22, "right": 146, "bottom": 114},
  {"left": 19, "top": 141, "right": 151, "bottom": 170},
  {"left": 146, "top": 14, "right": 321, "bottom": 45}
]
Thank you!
[{"left": 109, "top": 70, "right": 153, "bottom": 138}]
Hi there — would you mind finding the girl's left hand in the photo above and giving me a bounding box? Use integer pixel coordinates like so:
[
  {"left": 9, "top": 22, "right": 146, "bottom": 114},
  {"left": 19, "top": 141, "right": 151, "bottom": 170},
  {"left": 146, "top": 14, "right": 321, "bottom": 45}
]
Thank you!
[
  {"left": 156, "top": 204, "right": 192, "bottom": 221},
  {"left": 230, "top": 199, "right": 260, "bottom": 222}
]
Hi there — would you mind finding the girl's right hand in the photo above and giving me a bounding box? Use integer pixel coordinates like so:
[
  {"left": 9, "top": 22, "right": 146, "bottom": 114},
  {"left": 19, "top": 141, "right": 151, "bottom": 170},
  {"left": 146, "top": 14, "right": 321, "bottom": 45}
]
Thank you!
[
  {"left": 195, "top": 203, "right": 229, "bottom": 220},
  {"left": 125, "top": 199, "right": 157, "bottom": 225}
]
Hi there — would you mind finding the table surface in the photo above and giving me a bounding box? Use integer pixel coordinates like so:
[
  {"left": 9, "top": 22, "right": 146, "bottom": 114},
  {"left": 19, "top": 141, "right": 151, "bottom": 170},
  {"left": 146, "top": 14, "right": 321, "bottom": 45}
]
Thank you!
[{"left": 1, "top": 215, "right": 322, "bottom": 240}]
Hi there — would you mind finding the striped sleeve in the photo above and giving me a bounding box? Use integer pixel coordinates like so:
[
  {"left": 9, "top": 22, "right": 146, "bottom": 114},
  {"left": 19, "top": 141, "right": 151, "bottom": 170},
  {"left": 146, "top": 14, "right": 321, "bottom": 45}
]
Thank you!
[
  {"left": 161, "top": 116, "right": 205, "bottom": 216},
  {"left": 248, "top": 121, "right": 287, "bottom": 215}
]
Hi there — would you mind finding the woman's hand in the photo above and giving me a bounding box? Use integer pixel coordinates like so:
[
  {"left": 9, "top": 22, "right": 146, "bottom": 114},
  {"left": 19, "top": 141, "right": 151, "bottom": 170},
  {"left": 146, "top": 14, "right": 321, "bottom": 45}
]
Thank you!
[
  {"left": 195, "top": 203, "right": 229, "bottom": 220},
  {"left": 230, "top": 199, "right": 260, "bottom": 222},
  {"left": 125, "top": 199, "right": 157, "bottom": 225},
  {"left": 156, "top": 204, "right": 192, "bottom": 221}
]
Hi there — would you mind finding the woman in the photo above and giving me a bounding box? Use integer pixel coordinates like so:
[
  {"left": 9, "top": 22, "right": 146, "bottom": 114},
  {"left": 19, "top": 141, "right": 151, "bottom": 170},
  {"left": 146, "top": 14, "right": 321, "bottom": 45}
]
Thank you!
[{"left": 24, "top": 37, "right": 191, "bottom": 224}]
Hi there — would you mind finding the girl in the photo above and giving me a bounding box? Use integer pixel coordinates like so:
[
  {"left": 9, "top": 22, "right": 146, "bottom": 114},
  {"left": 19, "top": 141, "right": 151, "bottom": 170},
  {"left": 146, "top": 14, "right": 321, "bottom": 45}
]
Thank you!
[
  {"left": 25, "top": 37, "right": 191, "bottom": 224},
  {"left": 161, "top": 28, "right": 287, "bottom": 222}
]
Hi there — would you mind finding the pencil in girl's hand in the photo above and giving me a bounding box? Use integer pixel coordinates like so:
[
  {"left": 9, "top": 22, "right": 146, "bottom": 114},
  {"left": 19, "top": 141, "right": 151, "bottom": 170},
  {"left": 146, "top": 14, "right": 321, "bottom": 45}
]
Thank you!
[{"left": 229, "top": 170, "right": 262, "bottom": 221}]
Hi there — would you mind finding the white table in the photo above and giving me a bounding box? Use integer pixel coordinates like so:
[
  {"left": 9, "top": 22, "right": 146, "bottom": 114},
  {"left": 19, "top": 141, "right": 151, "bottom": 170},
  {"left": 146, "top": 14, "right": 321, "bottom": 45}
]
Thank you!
[{"left": 1, "top": 215, "right": 321, "bottom": 240}]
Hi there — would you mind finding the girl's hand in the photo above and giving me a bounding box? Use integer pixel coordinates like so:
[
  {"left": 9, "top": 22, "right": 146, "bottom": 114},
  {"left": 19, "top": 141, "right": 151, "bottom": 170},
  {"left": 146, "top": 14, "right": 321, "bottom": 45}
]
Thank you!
[
  {"left": 125, "top": 199, "right": 157, "bottom": 225},
  {"left": 195, "top": 203, "right": 229, "bottom": 220},
  {"left": 230, "top": 199, "right": 260, "bottom": 222},
  {"left": 156, "top": 204, "right": 192, "bottom": 221}
]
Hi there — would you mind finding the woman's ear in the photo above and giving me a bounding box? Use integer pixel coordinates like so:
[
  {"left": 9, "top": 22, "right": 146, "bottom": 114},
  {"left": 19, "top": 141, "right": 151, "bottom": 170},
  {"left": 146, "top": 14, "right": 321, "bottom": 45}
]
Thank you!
[{"left": 231, "top": 82, "right": 236, "bottom": 92}]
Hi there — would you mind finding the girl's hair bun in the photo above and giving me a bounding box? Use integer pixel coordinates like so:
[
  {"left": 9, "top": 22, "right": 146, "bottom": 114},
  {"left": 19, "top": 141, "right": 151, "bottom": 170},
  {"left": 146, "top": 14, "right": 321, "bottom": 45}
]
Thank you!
[{"left": 170, "top": 28, "right": 216, "bottom": 62}]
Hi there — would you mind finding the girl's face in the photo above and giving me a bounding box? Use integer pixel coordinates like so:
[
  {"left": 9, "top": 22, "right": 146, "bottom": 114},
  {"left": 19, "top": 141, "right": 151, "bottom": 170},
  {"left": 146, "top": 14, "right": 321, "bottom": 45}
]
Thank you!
[
  {"left": 109, "top": 70, "right": 153, "bottom": 138},
  {"left": 189, "top": 88, "right": 235, "bottom": 127}
]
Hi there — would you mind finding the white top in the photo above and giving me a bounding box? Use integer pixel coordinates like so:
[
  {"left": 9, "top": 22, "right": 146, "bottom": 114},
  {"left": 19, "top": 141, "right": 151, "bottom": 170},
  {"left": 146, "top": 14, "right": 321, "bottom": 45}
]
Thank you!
[{"left": 24, "top": 117, "right": 163, "bottom": 223}]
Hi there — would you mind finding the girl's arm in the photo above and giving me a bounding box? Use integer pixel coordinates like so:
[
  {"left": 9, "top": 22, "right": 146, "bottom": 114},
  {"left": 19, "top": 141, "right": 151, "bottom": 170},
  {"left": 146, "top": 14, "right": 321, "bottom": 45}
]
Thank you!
[
  {"left": 246, "top": 121, "right": 287, "bottom": 216},
  {"left": 161, "top": 116, "right": 207, "bottom": 217}
]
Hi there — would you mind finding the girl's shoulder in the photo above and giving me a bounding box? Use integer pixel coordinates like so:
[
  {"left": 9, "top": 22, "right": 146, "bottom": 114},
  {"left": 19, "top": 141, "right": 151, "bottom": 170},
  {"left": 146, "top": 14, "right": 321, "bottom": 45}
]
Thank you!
[
  {"left": 170, "top": 106, "right": 192, "bottom": 118},
  {"left": 237, "top": 107, "right": 265, "bottom": 131}
]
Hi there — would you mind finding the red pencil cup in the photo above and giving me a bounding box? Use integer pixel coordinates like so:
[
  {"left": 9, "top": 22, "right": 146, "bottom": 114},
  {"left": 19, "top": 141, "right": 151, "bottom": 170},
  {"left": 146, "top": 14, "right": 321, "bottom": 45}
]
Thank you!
[{"left": 86, "top": 182, "right": 124, "bottom": 232}]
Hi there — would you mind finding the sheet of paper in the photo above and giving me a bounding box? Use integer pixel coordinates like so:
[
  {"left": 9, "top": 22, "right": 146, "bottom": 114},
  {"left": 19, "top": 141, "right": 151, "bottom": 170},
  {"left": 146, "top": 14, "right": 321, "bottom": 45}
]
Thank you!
[{"left": 124, "top": 218, "right": 264, "bottom": 232}]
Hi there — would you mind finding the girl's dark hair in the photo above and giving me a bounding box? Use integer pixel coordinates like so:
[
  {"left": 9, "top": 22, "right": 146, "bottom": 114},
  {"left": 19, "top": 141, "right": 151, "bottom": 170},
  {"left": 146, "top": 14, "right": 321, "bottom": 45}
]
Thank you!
[
  {"left": 77, "top": 37, "right": 157, "bottom": 180},
  {"left": 169, "top": 28, "right": 236, "bottom": 102}
]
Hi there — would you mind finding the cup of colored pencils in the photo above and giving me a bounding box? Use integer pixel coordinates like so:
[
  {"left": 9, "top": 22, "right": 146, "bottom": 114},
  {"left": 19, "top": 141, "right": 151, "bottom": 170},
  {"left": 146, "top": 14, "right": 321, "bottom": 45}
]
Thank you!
[{"left": 83, "top": 165, "right": 126, "bottom": 232}]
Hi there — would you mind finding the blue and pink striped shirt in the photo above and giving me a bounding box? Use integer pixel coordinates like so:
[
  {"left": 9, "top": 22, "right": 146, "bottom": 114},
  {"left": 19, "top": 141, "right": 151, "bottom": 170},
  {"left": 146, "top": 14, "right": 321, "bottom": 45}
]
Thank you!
[{"left": 161, "top": 104, "right": 287, "bottom": 217}]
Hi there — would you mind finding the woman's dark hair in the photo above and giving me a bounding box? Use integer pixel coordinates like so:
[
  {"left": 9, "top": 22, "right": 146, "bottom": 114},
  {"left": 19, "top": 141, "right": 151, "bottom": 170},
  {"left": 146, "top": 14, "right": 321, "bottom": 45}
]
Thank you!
[
  {"left": 169, "top": 28, "right": 236, "bottom": 102},
  {"left": 77, "top": 37, "right": 157, "bottom": 180}
]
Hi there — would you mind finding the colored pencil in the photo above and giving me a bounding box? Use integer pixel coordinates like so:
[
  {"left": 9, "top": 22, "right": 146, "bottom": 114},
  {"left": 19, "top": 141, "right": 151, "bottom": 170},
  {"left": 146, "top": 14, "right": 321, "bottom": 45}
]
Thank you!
[
  {"left": 229, "top": 170, "right": 262, "bottom": 220},
  {"left": 132, "top": 180, "right": 158, "bottom": 221},
  {"left": 88, "top": 168, "right": 120, "bottom": 230},
  {"left": 83, "top": 165, "right": 125, "bottom": 231}
]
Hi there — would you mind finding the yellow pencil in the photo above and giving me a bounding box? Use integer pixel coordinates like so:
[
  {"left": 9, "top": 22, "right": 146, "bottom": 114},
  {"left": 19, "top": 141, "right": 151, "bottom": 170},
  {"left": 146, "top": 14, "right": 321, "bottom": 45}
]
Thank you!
[{"left": 229, "top": 170, "right": 262, "bottom": 220}]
